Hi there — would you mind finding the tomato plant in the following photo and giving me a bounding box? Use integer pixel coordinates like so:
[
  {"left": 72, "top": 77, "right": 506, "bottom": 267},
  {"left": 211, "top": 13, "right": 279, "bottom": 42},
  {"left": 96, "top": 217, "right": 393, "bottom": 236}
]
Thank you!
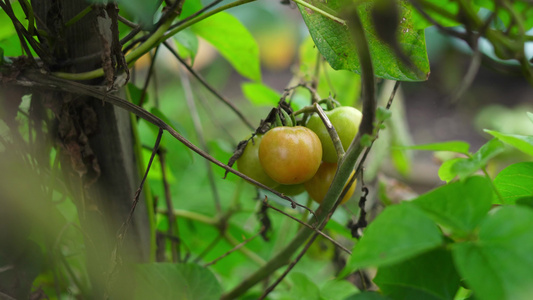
[
  {"left": 304, "top": 162, "right": 356, "bottom": 205},
  {"left": 236, "top": 135, "right": 279, "bottom": 188},
  {"left": 306, "top": 106, "right": 362, "bottom": 163},
  {"left": 258, "top": 126, "right": 322, "bottom": 185}
]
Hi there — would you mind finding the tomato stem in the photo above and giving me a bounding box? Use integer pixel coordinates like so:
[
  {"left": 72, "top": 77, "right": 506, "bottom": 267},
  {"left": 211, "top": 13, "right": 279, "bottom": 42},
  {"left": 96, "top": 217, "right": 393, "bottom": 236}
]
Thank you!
[{"left": 314, "top": 103, "right": 346, "bottom": 161}]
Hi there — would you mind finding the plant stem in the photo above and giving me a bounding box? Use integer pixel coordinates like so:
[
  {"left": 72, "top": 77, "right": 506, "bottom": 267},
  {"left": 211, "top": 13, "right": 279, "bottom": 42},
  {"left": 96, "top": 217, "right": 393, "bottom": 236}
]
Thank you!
[{"left": 292, "top": 0, "right": 347, "bottom": 26}]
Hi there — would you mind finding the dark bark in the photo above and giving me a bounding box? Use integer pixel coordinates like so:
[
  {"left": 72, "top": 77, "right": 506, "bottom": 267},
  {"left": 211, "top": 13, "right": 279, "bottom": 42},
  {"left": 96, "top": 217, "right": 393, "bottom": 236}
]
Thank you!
[{"left": 30, "top": 1, "right": 150, "bottom": 297}]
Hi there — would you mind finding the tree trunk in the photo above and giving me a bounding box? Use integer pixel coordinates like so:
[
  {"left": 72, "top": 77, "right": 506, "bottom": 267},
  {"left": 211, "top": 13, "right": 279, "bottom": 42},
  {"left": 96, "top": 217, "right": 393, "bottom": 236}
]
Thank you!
[{"left": 32, "top": 1, "right": 151, "bottom": 297}]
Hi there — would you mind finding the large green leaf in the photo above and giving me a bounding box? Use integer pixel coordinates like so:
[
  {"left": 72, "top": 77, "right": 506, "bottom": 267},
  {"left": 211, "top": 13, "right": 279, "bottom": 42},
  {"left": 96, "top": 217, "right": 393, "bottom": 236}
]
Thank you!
[
  {"left": 493, "top": 162, "right": 533, "bottom": 204},
  {"left": 298, "top": 0, "right": 430, "bottom": 81},
  {"left": 192, "top": 12, "right": 261, "bottom": 81},
  {"left": 374, "top": 248, "right": 460, "bottom": 300},
  {"left": 408, "top": 0, "right": 462, "bottom": 29},
  {"left": 412, "top": 176, "right": 493, "bottom": 236},
  {"left": 135, "top": 263, "right": 222, "bottom": 300},
  {"left": 485, "top": 129, "right": 533, "bottom": 157},
  {"left": 343, "top": 203, "right": 442, "bottom": 273},
  {"left": 452, "top": 206, "right": 533, "bottom": 300}
]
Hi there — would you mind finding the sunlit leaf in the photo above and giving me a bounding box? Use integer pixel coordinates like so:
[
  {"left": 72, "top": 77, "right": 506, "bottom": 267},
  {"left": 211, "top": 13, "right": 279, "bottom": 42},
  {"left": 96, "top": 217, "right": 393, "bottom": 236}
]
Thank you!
[
  {"left": 192, "top": 12, "right": 261, "bottom": 81},
  {"left": 403, "top": 141, "right": 470, "bottom": 155},
  {"left": 242, "top": 82, "right": 280, "bottom": 106},
  {"left": 493, "top": 162, "right": 533, "bottom": 204},
  {"left": 485, "top": 129, "right": 533, "bottom": 157}
]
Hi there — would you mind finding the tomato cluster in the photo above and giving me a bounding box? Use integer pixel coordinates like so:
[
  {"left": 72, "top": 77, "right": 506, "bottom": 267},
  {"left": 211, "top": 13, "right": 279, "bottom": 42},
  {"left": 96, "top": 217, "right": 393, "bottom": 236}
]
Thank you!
[{"left": 236, "top": 105, "right": 362, "bottom": 205}]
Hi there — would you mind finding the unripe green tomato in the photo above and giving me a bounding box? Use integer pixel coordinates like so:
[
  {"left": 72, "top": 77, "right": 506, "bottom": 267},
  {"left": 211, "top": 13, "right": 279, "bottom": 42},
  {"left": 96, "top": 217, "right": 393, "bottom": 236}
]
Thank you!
[
  {"left": 259, "top": 126, "right": 322, "bottom": 185},
  {"left": 306, "top": 106, "right": 362, "bottom": 163},
  {"left": 275, "top": 183, "right": 306, "bottom": 196},
  {"left": 304, "top": 162, "right": 356, "bottom": 205},
  {"left": 237, "top": 135, "right": 279, "bottom": 188}
]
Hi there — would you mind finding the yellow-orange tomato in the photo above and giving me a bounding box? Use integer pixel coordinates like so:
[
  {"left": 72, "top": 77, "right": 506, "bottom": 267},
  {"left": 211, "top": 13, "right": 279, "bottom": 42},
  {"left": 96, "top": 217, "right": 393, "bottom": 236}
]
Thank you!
[
  {"left": 258, "top": 126, "right": 322, "bottom": 185},
  {"left": 304, "top": 162, "right": 356, "bottom": 204}
]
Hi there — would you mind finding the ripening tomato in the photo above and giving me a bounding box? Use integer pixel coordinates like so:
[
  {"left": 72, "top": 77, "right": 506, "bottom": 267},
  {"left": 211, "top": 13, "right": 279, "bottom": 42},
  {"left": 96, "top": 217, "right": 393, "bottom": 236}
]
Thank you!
[
  {"left": 258, "top": 126, "right": 322, "bottom": 185},
  {"left": 306, "top": 106, "right": 362, "bottom": 163},
  {"left": 237, "top": 135, "right": 279, "bottom": 188},
  {"left": 304, "top": 162, "right": 356, "bottom": 205}
]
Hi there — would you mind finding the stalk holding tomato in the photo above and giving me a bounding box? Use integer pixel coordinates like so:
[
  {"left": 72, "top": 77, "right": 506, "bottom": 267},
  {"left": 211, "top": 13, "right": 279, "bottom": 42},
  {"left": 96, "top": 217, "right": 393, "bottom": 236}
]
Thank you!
[{"left": 306, "top": 106, "right": 362, "bottom": 163}]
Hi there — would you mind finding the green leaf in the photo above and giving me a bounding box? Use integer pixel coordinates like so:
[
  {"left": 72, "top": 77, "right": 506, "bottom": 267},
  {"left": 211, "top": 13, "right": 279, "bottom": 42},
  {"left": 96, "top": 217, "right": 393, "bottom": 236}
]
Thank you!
[
  {"left": 450, "top": 139, "right": 505, "bottom": 180},
  {"left": 192, "top": 12, "right": 261, "bottom": 81},
  {"left": 320, "top": 279, "right": 359, "bottom": 300},
  {"left": 485, "top": 129, "right": 533, "bottom": 156},
  {"left": 408, "top": 0, "right": 462, "bottom": 29},
  {"left": 241, "top": 82, "right": 280, "bottom": 106},
  {"left": 493, "top": 162, "right": 533, "bottom": 204},
  {"left": 388, "top": 96, "right": 412, "bottom": 176},
  {"left": 452, "top": 206, "right": 533, "bottom": 300},
  {"left": 437, "top": 158, "right": 463, "bottom": 182},
  {"left": 287, "top": 273, "right": 321, "bottom": 300},
  {"left": 516, "top": 196, "right": 533, "bottom": 209},
  {"left": 135, "top": 263, "right": 222, "bottom": 300},
  {"left": 298, "top": 0, "right": 430, "bottom": 81},
  {"left": 412, "top": 176, "right": 493, "bottom": 236},
  {"left": 127, "top": 83, "right": 148, "bottom": 106},
  {"left": 173, "top": 29, "right": 199, "bottom": 63},
  {"left": 345, "top": 292, "right": 394, "bottom": 300},
  {"left": 403, "top": 141, "right": 470, "bottom": 155},
  {"left": 374, "top": 248, "right": 461, "bottom": 300},
  {"left": 343, "top": 203, "right": 442, "bottom": 273}
]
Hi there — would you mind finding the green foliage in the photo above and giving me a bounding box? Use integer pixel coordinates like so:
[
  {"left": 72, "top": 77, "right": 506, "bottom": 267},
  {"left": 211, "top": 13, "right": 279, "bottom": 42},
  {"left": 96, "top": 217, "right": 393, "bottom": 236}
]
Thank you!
[
  {"left": 493, "top": 162, "right": 533, "bottom": 204},
  {"left": 412, "top": 176, "right": 493, "bottom": 236},
  {"left": 344, "top": 203, "right": 443, "bottom": 272},
  {"left": 452, "top": 206, "right": 533, "bottom": 300},
  {"left": 191, "top": 12, "right": 261, "bottom": 81},
  {"left": 485, "top": 129, "right": 533, "bottom": 156},
  {"left": 373, "top": 248, "right": 460, "bottom": 300},
  {"left": 1, "top": 0, "right": 533, "bottom": 299},
  {"left": 298, "top": 0, "right": 430, "bottom": 81},
  {"left": 242, "top": 82, "right": 280, "bottom": 106},
  {"left": 135, "top": 263, "right": 222, "bottom": 300}
]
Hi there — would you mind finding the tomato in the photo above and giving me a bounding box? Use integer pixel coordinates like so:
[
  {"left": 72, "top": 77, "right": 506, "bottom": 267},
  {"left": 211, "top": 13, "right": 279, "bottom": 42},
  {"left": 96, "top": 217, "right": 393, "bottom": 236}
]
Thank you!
[
  {"left": 275, "top": 183, "right": 306, "bottom": 196},
  {"left": 237, "top": 135, "right": 279, "bottom": 188},
  {"left": 306, "top": 106, "right": 362, "bottom": 163},
  {"left": 258, "top": 126, "right": 322, "bottom": 185},
  {"left": 304, "top": 162, "right": 356, "bottom": 205}
]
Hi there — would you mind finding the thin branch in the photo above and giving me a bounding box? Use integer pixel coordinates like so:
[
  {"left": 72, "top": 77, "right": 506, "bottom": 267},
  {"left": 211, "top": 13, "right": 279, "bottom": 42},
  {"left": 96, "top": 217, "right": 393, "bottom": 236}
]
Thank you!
[
  {"left": 118, "top": 128, "right": 163, "bottom": 240},
  {"left": 163, "top": 41, "right": 255, "bottom": 131},
  {"left": 292, "top": 0, "right": 347, "bottom": 25},
  {"left": 204, "top": 228, "right": 264, "bottom": 267},
  {"left": 262, "top": 197, "right": 351, "bottom": 255},
  {"left": 314, "top": 103, "right": 345, "bottom": 161},
  {"left": 193, "top": 235, "right": 223, "bottom": 263},
  {"left": 179, "top": 63, "right": 222, "bottom": 213},
  {"left": 168, "top": 0, "right": 224, "bottom": 31},
  {"left": 139, "top": 46, "right": 160, "bottom": 107},
  {"left": 158, "top": 150, "right": 180, "bottom": 262}
]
